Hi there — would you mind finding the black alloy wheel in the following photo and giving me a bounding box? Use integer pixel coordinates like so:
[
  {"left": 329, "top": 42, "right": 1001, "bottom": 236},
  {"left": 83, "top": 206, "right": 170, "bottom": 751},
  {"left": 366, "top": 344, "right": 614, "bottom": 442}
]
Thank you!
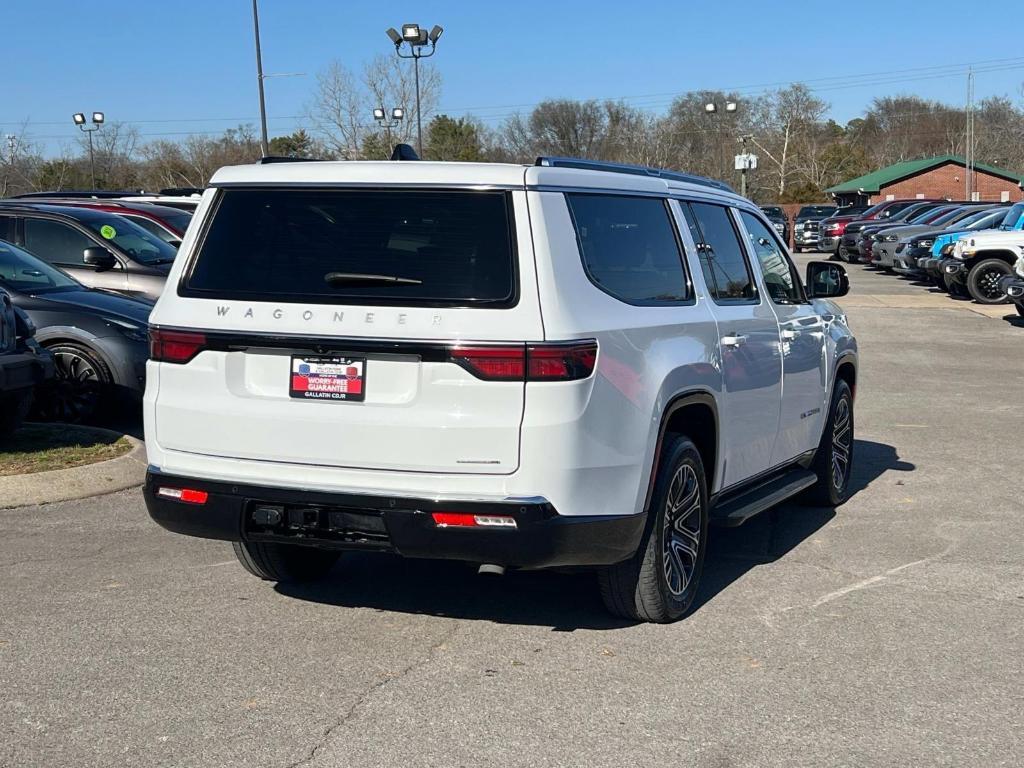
[
  {"left": 966, "top": 259, "right": 1012, "bottom": 305},
  {"left": 599, "top": 436, "right": 709, "bottom": 623},
  {"left": 34, "top": 343, "right": 111, "bottom": 423},
  {"left": 803, "top": 378, "right": 855, "bottom": 507}
]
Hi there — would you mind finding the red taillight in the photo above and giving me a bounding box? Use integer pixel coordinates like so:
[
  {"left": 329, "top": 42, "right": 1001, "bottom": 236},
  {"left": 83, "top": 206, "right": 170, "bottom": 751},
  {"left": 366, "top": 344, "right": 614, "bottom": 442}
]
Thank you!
[
  {"left": 157, "top": 487, "right": 209, "bottom": 504},
  {"left": 431, "top": 512, "right": 517, "bottom": 529},
  {"left": 527, "top": 342, "right": 598, "bottom": 381},
  {"left": 449, "top": 342, "right": 597, "bottom": 382},
  {"left": 449, "top": 346, "right": 526, "bottom": 381},
  {"left": 149, "top": 328, "right": 207, "bottom": 364}
]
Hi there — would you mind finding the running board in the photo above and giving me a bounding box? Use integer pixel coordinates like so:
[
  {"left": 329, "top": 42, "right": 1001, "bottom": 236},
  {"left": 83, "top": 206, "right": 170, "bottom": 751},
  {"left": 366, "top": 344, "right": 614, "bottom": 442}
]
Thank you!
[{"left": 710, "top": 469, "right": 818, "bottom": 527}]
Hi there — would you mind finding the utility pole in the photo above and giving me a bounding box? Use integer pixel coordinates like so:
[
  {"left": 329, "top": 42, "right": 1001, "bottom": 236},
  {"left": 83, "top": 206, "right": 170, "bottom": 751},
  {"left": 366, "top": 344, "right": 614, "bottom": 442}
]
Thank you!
[
  {"left": 252, "top": 0, "right": 269, "bottom": 157},
  {"left": 739, "top": 135, "right": 749, "bottom": 198},
  {"left": 965, "top": 67, "right": 975, "bottom": 200}
]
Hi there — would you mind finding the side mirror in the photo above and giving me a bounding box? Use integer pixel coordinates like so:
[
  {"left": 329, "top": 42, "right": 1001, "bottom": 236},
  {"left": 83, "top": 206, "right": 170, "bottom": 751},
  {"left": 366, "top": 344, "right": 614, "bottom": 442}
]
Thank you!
[
  {"left": 806, "top": 261, "right": 849, "bottom": 298},
  {"left": 83, "top": 247, "right": 117, "bottom": 271}
]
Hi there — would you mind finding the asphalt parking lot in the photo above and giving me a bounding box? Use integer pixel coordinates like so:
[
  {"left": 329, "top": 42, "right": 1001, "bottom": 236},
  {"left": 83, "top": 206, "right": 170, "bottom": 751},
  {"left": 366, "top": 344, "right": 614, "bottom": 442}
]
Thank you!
[{"left": 2, "top": 253, "right": 1022, "bottom": 768}]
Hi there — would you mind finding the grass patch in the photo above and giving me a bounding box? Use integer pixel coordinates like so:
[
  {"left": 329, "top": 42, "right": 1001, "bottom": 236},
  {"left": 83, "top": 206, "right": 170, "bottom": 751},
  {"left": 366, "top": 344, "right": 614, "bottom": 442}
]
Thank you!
[{"left": 0, "top": 423, "right": 132, "bottom": 476}]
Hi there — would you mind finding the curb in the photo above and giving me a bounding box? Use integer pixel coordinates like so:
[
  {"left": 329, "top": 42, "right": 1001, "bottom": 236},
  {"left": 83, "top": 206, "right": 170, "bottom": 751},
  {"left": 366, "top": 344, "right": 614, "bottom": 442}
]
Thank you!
[{"left": 0, "top": 431, "right": 147, "bottom": 509}]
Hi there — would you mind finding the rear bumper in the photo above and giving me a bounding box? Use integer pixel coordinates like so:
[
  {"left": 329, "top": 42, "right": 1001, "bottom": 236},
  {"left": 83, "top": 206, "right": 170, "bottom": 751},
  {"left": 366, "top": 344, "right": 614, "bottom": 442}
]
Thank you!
[
  {"left": 143, "top": 470, "right": 645, "bottom": 569},
  {"left": 0, "top": 345, "right": 53, "bottom": 396}
]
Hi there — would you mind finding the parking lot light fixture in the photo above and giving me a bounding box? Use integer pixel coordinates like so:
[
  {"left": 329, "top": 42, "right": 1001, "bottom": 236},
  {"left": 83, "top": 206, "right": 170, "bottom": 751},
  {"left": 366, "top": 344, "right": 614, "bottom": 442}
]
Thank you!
[
  {"left": 387, "top": 21, "right": 443, "bottom": 158},
  {"left": 373, "top": 106, "right": 405, "bottom": 150},
  {"left": 725, "top": 101, "right": 737, "bottom": 112},
  {"left": 72, "top": 110, "right": 104, "bottom": 189},
  {"left": 705, "top": 103, "right": 716, "bottom": 113}
]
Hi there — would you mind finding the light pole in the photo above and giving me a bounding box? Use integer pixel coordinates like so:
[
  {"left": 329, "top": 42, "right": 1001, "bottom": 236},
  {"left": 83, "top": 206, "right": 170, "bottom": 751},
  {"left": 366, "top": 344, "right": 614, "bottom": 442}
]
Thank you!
[
  {"left": 251, "top": 0, "right": 269, "bottom": 156},
  {"left": 704, "top": 101, "right": 755, "bottom": 198},
  {"left": 386, "top": 23, "right": 443, "bottom": 157},
  {"left": 73, "top": 111, "right": 104, "bottom": 188},
  {"left": 373, "top": 107, "right": 405, "bottom": 150}
]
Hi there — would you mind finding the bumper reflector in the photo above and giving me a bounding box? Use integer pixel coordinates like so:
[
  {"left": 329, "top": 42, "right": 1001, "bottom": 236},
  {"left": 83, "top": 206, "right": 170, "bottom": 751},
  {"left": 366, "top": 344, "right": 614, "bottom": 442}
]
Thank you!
[
  {"left": 157, "top": 487, "right": 209, "bottom": 505},
  {"left": 432, "top": 512, "right": 517, "bottom": 529}
]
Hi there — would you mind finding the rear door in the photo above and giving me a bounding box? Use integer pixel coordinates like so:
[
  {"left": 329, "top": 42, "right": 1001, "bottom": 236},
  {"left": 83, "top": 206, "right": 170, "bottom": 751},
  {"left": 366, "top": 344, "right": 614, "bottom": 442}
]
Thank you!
[
  {"left": 152, "top": 186, "right": 541, "bottom": 475},
  {"left": 22, "top": 217, "right": 129, "bottom": 294},
  {"left": 680, "top": 201, "right": 782, "bottom": 488},
  {"left": 736, "top": 210, "right": 826, "bottom": 464}
]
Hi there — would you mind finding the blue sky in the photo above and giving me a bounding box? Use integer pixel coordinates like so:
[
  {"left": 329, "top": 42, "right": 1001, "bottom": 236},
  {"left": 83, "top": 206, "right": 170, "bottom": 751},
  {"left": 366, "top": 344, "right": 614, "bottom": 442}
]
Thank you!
[{"left": 4, "top": 0, "right": 1024, "bottom": 155}]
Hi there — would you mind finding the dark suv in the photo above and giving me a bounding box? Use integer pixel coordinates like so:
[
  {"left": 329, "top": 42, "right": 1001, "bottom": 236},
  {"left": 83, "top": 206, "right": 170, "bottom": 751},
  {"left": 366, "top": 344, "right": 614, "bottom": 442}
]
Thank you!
[
  {"left": 759, "top": 206, "right": 790, "bottom": 244},
  {"left": 0, "top": 287, "right": 53, "bottom": 437},
  {"left": 792, "top": 205, "right": 838, "bottom": 252},
  {"left": 0, "top": 204, "right": 176, "bottom": 301}
]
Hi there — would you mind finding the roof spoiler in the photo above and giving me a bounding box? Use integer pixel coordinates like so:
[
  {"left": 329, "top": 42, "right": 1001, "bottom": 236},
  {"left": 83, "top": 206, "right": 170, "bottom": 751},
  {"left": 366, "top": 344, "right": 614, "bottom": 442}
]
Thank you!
[{"left": 391, "top": 143, "right": 420, "bottom": 161}]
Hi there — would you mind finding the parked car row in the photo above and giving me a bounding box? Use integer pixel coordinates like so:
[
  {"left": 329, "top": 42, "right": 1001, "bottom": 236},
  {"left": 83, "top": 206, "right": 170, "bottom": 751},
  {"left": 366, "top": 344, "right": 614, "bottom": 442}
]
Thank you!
[
  {"left": 817, "top": 198, "right": 1024, "bottom": 312},
  {"left": 758, "top": 203, "right": 874, "bottom": 253},
  {"left": 0, "top": 191, "right": 193, "bottom": 427}
]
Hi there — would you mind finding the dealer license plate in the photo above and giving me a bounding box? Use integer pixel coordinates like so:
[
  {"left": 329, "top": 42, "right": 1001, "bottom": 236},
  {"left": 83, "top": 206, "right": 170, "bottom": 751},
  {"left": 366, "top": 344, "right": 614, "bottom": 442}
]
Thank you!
[{"left": 289, "top": 356, "right": 366, "bottom": 402}]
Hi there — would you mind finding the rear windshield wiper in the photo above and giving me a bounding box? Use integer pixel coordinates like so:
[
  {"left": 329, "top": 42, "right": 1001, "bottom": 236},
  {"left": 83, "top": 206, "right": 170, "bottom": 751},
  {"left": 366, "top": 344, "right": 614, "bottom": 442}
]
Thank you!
[{"left": 324, "top": 272, "right": 422, "bottom": 286}]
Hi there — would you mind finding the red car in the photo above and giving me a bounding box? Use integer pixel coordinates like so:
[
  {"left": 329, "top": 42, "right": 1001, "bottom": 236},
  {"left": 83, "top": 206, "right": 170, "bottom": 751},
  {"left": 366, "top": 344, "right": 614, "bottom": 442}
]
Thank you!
[{"left": 818, "top": 205, "right": 872, "bottom": 257}]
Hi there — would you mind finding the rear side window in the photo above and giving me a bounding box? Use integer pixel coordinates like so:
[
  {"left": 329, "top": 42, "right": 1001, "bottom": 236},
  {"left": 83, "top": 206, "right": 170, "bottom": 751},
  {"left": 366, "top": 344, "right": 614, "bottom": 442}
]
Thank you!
[
  {"left": 24, "top": 219, "right": 97, "bottom": 266},
  {"left": 183, "top": 189, "right": 517, "bottom": 307},
  {"left": 681, "top": 202, "right": 758, "bottom": 304},
  {"left": 566, "top": 193, "right": 690, "bottom": 304}
]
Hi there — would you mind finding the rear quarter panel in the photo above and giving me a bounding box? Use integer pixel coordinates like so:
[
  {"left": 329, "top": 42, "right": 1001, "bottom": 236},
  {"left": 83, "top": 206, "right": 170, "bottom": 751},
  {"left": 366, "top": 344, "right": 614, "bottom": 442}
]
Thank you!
[{"left": 525, "top": 191, "right": 723, "bottom": 519}]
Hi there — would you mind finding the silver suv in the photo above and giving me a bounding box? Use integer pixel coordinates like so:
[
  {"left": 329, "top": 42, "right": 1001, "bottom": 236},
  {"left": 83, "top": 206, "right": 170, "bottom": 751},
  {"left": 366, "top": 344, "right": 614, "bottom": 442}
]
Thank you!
[{"left": 144, "top": 156, "right": 858, "bottom": 623}]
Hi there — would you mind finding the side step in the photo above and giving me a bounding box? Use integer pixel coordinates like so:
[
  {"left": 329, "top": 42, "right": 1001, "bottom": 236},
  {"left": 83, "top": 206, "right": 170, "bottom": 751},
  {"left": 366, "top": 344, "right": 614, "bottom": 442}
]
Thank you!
[{"left": 710, "top": 469, "right": 818, "bottom": 527}]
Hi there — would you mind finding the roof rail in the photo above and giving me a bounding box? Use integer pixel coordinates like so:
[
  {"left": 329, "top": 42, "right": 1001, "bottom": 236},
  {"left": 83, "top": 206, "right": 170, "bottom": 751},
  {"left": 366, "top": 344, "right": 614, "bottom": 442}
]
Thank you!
[
  {"left": 534, "top": 157, "right": 735, "bottom": 193},
  {"left": 257, "top": 155, "right": 324, "bottom": 164},
  {"left": 9, "top": 190, "right": 143, "bottom": 199}
]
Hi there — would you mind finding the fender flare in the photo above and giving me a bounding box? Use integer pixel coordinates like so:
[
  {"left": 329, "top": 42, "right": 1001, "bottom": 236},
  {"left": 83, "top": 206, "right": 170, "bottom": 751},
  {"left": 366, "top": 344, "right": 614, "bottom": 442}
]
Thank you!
[
  {"left": 642, "top": 389, "right": 719, "bottom": 513},
  {"left": 965, "top": 249, "right": 1019, "bottom": 267}
]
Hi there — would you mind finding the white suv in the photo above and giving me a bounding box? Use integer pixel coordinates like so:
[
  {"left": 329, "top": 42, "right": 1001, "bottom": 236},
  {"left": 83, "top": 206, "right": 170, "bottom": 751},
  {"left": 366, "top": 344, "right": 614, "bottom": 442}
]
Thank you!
[{"left": 144, "top": 156, "right": 857, "bottom": 623}]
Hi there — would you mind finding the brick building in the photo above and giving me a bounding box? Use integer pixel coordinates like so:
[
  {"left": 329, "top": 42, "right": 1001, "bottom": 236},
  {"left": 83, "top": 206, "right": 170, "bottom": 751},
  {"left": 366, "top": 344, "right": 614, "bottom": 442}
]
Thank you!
[{"left": 826, "top": 155, "right": 1024, "bottom": 207}]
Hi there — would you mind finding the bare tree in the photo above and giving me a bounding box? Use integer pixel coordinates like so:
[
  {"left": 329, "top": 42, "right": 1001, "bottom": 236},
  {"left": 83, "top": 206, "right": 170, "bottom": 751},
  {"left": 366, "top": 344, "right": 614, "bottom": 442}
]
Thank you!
[
  {"left": 746, "top": 84, "right": 828, "bottom": 198},
  {"left": 307, "top": 55, "right": 441, "bottom": 158}
]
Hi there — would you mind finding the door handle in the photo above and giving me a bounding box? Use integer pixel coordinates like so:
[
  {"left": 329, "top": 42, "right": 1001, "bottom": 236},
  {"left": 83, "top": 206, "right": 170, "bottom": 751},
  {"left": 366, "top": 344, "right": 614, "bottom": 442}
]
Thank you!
[{"left": 721, "top": 333, "right": 748, "bottom": 348}]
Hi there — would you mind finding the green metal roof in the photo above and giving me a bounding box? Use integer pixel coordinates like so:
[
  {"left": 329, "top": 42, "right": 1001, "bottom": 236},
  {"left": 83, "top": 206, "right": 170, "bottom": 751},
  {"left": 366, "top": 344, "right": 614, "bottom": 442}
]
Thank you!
[{"left": 825, "top": 154, "right": 1024, "bottom": 194}]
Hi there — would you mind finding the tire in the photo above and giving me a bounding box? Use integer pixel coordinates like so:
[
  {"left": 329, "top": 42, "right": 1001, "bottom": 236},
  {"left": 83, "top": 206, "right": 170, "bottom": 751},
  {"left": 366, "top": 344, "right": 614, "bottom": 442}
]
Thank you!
[
  {"left": 598, "top": 436, "right": 709, "bottom": 623},
  {"left": 966, "top": 258, "right": 1012, "bottom": 305},
  {"left": 793, "top": 246, "right": 802, "bottom": 254},
  {"left": 232, "top": 541, "right": 340, "bottom": 582},
  {"left": 803, "top": 379, "right": 854, "bottom": 507},
  {"left": 932, "top": 274, "right": 948, "bottom": 291},
  {"left": 0, "top": 391, "right": 32, "bottom": 439},
  {"left": 34, "top": 342, "right": 112, "bottom": 423},
  {"left": 1016, "top": 303, "right": 1024, "bottom": 317}
]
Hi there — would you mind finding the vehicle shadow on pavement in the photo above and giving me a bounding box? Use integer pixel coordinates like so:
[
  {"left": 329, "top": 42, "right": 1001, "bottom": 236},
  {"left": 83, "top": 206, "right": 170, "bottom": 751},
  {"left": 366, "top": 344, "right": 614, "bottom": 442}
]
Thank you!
[
  {"left": 276, "top": 556, "right": 636, "bottom": 631},
  {"left": 691, "top": 439, "right": 913, "bottom": 616},
  {"left": 277, "top": 440, "right": 912, "bottom": 629}
]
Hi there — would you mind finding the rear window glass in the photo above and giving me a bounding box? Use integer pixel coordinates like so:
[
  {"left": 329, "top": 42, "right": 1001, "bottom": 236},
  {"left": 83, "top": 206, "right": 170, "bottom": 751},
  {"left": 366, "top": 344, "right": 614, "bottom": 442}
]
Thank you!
[
  {"left": 566, "top": 193, "right": 690, "bottom": 304},
  {"left": 183, "top": 189, "right": 517, "bottom": 307}
]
